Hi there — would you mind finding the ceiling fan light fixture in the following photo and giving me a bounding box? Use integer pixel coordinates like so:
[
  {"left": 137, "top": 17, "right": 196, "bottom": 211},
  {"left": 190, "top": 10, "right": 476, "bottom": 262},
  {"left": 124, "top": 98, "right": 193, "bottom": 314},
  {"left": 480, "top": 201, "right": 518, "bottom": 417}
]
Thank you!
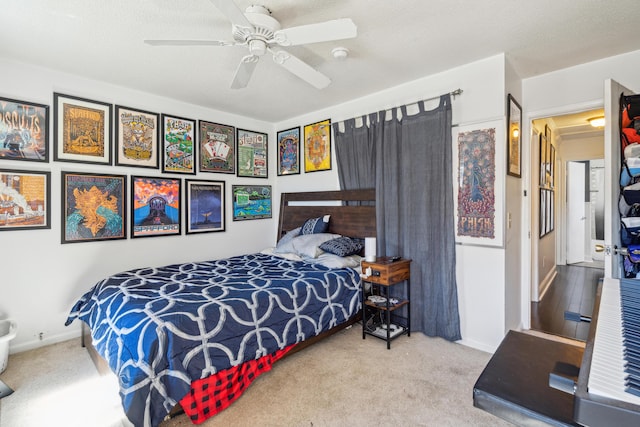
[
  {"left": 588, "top": 116, "right": 605, "bottom": 127},
  {"left": 248, "top": 39, "right": 267, "bottom": 56}
]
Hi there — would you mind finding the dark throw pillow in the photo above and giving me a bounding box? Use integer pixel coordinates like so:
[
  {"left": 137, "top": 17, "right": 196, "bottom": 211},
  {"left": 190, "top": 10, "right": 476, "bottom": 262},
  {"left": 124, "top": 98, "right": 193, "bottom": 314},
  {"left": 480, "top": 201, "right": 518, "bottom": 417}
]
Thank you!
[
  {"left": 319, "top": 236, "right": 364, "bottom": 257},
  {"left": 301, "top": 215, "right": 330, "bottom": 235}
]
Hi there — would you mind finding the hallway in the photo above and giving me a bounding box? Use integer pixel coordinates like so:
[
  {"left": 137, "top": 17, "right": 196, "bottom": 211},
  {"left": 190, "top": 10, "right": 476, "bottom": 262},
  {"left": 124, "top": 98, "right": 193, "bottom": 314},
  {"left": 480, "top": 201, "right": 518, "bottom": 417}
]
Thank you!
[{"left": 530, "top": 264, "right": 603, "bottom": 341}]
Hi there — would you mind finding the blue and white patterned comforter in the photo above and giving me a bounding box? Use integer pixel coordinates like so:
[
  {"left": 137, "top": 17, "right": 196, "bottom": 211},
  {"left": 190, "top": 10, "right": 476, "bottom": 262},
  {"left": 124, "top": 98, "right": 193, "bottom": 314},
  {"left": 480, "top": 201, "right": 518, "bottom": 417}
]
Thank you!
[{"left": 65, "top": 253, "right": 361, "bottom": 427}]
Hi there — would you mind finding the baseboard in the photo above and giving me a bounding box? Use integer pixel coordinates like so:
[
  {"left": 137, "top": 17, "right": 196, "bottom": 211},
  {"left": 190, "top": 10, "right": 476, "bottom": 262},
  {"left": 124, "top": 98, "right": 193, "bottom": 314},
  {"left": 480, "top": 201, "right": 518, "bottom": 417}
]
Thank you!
[
  {"left": 538, "top": 267, "right": 558, "bottom": 300},
  {"left": 9, "top": 329, "right": 80, "bottom": 354}
]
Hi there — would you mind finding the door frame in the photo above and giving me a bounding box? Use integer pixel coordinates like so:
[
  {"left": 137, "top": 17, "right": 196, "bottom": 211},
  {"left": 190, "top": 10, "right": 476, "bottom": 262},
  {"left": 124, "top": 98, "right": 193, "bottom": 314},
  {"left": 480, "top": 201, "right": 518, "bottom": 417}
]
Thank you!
[{"left": 522, "top": 100, "right": 603, "bottom": 329}]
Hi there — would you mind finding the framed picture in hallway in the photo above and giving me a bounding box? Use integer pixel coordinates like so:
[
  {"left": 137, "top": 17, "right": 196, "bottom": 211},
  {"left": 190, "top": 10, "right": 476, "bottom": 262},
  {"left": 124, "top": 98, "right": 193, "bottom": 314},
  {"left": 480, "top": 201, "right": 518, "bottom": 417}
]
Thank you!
[
  {"left": 453, "top": 119, "right": 504, "bottom": 247},
  {"left": 506, "top": 94, "right": 522, "bottom": 178}
]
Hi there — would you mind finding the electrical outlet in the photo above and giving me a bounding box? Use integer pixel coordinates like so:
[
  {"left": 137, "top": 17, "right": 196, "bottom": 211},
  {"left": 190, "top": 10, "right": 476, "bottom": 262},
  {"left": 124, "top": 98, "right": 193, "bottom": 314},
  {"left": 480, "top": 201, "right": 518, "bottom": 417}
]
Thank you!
[
  {"left": 372, "top": 270, "right": 381, "bottom": 277},
  {"left": 38, "top": 332, "right": 44, "bottom": 341}
]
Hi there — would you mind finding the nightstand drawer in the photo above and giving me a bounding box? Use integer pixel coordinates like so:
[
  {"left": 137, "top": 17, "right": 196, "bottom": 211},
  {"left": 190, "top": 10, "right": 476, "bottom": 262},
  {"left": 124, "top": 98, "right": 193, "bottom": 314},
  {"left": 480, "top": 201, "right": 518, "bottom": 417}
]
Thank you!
[{"left": 361, "top": 258, "right": 410, "bottom": 286}]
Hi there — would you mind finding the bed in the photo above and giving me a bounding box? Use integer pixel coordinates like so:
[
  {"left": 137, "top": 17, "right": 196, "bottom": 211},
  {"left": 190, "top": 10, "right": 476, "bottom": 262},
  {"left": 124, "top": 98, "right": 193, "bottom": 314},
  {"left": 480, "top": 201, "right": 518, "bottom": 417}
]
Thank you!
[{"left": 65, "top": 189, "right": 376, "bottom": 427}]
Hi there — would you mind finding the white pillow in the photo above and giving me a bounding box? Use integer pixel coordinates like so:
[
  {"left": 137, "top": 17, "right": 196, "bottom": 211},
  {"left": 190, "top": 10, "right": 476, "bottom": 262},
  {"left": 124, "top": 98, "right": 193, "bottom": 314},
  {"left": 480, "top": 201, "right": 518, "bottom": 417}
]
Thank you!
[
  {"left": 311, "top": 253, "right": 362, "bottom": 269},
  {"left": 274, "top": 226, "right": 302, "bottom": 254},
  {"left": 291, "top": 233, "right": 340, "bottom": 258}
]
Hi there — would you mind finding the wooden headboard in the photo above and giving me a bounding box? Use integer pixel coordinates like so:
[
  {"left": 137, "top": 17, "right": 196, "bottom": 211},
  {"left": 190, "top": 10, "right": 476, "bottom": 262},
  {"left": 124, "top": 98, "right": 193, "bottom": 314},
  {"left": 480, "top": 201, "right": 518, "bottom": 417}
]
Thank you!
[{"left": 277, "top": 189, "right": 376, "bottom": 241}]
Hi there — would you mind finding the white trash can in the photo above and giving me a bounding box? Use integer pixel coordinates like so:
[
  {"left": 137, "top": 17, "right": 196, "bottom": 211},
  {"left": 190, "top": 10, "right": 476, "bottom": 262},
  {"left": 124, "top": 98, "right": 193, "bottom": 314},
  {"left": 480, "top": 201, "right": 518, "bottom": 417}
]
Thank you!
[{"left": 0, "top": 319, "right": 17, "bottom": 374}]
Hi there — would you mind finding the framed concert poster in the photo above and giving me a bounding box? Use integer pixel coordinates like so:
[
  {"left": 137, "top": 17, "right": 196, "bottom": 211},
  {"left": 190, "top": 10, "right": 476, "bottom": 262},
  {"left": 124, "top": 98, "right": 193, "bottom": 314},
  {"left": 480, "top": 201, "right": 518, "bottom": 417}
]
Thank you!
[
  {"left": 199, "top": 121, "right": 235, "bottom": 174},
  {"left": 304, "top": 119, "right": 331, "bottom": 173},
  {"left": 185, "top": 179, "right": 225, "bottom": 234},
  {"left": 232, "top": 184, "right": 272, "bottom": 221},
  {"left": 0, "top": 96, "right": 49, "bottom": 162},
  {"left": 0, "top": 168, "right": 50, "bottom": 231},
  {"left": 61, "top": 171, "right": 126, "bottom": 243},
  {"left": 277, "top": 127, "right": 300, "bottom": 176},
  {"left": 53, "top": 93, "right": 112, "bottom": 165},
  {"left": 237, "top": 128, "right": 268, "bottom": 178},
  {"left": 452, "top": 119, "right": 505, "bottom": 248},
  {"left": 115, "top": 105, "right": 160, "bottom": 169},
  {"left": 161, "top": 114, "right": 196, "bottom": 174},
  {"left": 131, "top": 176, "right": 181, "bottom": 238}
]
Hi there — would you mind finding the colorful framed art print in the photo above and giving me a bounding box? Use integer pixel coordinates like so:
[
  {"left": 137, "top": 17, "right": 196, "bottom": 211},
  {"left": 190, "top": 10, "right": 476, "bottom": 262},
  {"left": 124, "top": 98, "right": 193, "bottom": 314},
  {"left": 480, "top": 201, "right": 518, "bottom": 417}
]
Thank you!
[
  {"left": 0, "top": 96, "right": 49, "bottom": 162},
  {"left": 304, "top": 119, "right": 331, "bottom": 172},
  {"left": 199, "top": 121, "right": 235, "bottom": 174},
  {"left": 115, "top": 105, "right": 160, "bottom": 169},
  {"left": 0, "top": 168, "right": 50, "bottom": 231},
  {"left": 131, "top": 176, "right": 181, "bottom": 238},
  {"left": 237, "top": 128, "right": 268, "bottom": 178},
  {"left": 232, "top": 185, "right": 272, "bottom": 221},
  {"left": 61, "top": 171, "right": 126, "bottom": 243},
  {"left": 161, "top": 114, "right": 196, "bottom": 174},
  {"left": 277, "top": 127, "right": 300, "bottom": 176},
  {"left": 185, "top": 179, "right": 225, "bottom": 234},
  {"left": 53, "top": 93, "right": 112, "bottom": 165}
]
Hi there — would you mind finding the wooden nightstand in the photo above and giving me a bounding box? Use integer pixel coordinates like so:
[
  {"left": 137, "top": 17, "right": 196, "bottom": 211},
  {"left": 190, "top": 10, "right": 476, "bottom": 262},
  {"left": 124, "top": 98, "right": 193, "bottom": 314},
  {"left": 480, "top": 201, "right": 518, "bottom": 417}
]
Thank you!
[{"left": 361, "top": 257, "right": 411, "bottom": 349}]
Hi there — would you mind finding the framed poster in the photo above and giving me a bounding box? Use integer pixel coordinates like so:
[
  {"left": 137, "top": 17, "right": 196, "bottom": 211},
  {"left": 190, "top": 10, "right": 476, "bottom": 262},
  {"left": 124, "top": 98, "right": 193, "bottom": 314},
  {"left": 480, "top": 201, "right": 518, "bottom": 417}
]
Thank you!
[
  {"left": 232, "top": 184, "right": 272, "bottom": 221},
  {"left": 304, "top": 119, "right": 331, "bottom": 172},
  {"left": 237, "top": 129, "right": 268, "bottom": 178},
  {"left": 115, "top": 105, "right": 160, "bottom": 169},
  {"left": 277, "top": 127, "right": 301, "bottom": 176},
  {"left": 506, "top": 94, "right": 522, "bottom": 178},
  {"left": 539, "top": 188, "right": 547, "bottom": 238},
  {"left": 0, "top": 168, "right": 50, "bottom": 231},
  {"left": 61, "top": 171, "right": 126, "bottom": 243},
  {"left": 185, "top": 179, "right": 225, "bottom": 234},
  {"left": 539, "top": 133, "right": 547, "bottom": 186},
  {"left": 131, "top": 176, "right": 181, "bottom": 238},
  {"left": 452, "top": 119, "right": 505, "bottom": 247},
  {"left": 53, "top": 93, "right": 112, "bottom": 165},
  {"left": 199, "top": 121, "right": 235, "bottom": 174},
  {"left": 161, "top": 114, "right": 196, "bottom": 174},
  {"left": 0, "top": 96, "right": 49, "bottom": 162}
]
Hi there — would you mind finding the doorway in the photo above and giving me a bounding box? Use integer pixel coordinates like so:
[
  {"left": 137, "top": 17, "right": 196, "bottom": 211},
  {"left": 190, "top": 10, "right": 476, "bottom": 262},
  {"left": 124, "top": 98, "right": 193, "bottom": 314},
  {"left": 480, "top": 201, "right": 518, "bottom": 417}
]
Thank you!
[
  {"left": 530, "top": 108, "right": 605, "bottom": 340},
  {"left": 566, "top": 159, "right": 605, "bottom": 267}
]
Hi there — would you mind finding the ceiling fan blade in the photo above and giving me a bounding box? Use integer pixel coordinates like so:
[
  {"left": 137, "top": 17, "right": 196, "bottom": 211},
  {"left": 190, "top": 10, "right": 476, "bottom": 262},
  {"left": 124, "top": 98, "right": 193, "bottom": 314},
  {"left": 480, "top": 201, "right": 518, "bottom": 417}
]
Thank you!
[
  {"left": 273, "top": 18, "right": 357, "bottom": 46},
  {"left": 231, "top": 55, "right": 259, "bottom": 89},
  {"left": 208, "top": 0, "right": 254, "bottom": 30},
  {"left": 271, "top": 49, "right": 330, "bottom": 89},
  {"left": 144, "top": 39, "right": 235, "bottom": 47}
]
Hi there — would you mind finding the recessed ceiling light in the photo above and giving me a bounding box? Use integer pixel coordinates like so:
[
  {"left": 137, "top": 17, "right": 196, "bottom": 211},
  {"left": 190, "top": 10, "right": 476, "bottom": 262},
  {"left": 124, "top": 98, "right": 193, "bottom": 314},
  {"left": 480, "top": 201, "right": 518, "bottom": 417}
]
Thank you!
[{"left": 588, "top": 116, "right": 605, "bottom": 127}]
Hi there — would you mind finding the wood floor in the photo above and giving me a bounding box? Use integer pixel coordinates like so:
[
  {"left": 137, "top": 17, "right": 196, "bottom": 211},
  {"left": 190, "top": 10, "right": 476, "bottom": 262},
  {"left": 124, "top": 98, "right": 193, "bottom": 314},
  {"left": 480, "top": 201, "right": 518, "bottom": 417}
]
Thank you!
[{"left": 530, "top": 263, "right": 603, "bottom": 341}]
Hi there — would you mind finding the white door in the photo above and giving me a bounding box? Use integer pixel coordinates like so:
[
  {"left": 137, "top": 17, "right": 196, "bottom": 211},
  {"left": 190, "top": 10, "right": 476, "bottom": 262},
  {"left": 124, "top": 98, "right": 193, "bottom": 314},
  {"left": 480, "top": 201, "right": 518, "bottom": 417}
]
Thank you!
[
  {"left": 604, "top": 79, "right": 635, "bottom": 279},
  {"left": 567, "top": 161, "right": 587, "bottom": 264}
]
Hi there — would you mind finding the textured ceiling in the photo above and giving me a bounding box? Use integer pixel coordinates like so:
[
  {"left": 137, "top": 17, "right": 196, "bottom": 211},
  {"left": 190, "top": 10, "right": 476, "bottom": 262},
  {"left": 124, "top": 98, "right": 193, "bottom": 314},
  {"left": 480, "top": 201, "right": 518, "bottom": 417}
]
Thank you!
[{"left": 1, "top": 0, "right": 639, "bottom": 122}]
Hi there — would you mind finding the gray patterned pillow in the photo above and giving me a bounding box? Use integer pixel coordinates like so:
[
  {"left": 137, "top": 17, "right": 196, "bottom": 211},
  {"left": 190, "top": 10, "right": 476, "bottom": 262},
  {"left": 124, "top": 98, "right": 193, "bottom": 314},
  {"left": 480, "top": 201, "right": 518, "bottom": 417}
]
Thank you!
[{"left": 319, "top": 236, "right": 364, "bottom": 257}]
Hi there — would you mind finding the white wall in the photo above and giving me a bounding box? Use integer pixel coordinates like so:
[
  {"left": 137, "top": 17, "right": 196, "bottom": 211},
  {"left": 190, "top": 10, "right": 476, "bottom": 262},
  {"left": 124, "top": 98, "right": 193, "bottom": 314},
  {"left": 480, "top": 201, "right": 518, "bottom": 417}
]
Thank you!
[
  {"left": 14, "top": 46, "right": 639, "bottom": 355},
  {"left": 275, "top": 54, "right": 510, "bottom": 352},
  {"left": 1, "top": 54, "right": 514, "bottom": 354},
  {"left": 0, "top": 59, "right": 276, "bottom": 352},
  {"left": 522, "top": 49, "right": 640, "bottom": 327}
]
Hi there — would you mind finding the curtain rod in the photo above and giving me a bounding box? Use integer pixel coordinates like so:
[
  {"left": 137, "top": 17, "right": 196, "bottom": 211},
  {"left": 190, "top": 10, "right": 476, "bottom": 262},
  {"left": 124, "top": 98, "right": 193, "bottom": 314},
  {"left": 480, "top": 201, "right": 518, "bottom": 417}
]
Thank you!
[
  {"left": 383, "top": 88, "right": 463, "bottom": 113},
  {"left": 335, "top": 88, "right": 463, "bottom": 126}
]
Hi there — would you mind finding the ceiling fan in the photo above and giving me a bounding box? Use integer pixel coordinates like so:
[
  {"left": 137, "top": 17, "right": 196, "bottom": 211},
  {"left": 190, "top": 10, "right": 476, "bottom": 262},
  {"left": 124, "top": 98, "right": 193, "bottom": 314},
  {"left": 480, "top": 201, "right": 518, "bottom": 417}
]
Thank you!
[{"left": 144, "top": 0, "right": 357, "bottom": 89}]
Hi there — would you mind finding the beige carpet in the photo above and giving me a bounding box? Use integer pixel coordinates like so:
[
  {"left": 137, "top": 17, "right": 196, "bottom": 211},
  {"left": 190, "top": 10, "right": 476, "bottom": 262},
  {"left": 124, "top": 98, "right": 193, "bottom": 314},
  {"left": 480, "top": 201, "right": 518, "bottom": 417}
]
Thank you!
[{"left": 0, "top": 325, "right": 510, "bottom": 426}]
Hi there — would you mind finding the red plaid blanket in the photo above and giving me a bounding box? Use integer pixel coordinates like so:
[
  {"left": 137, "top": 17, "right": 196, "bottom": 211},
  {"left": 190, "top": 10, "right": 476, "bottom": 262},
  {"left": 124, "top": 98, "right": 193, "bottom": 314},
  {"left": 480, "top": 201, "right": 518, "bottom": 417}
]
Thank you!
[{"left": 180, "top": 344, "right": 296, "bottom": 424}]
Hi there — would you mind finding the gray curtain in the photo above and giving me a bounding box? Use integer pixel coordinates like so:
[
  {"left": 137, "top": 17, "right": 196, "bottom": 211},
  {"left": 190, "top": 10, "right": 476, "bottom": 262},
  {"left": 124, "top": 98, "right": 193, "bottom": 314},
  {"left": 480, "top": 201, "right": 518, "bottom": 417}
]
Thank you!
[
  {"left": 334, "top": 114, "right": 377, "bottom": 191},
  {"left": 334, "top": 95, "right": 461, "bottom": 341}
]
